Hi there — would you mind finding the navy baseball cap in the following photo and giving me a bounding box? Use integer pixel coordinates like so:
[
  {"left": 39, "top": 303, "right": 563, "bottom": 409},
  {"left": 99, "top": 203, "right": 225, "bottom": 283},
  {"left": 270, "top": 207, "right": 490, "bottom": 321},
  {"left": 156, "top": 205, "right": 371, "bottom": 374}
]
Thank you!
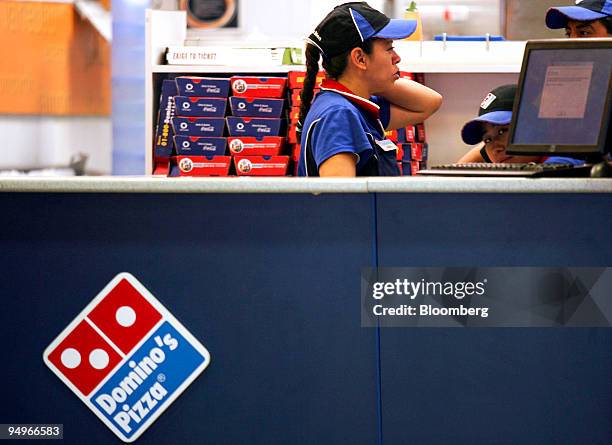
[
  {"left": 307, "top": 2, "right": 417, "bottom": 59},
  {"left": 546, "top": 0, "right": 612, "bottom": 29},
  {"left": 461, "top": 85, "right": 516, "bottom": 145}
]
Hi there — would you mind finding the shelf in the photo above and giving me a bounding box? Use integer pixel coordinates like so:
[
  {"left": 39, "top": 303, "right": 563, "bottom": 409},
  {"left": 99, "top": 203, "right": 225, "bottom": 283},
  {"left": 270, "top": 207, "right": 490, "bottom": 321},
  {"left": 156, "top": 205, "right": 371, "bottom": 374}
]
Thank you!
[
  {"left": 144, "top": 9, "right": 527, "bottom": 175},
  {"left": 152, "top": 64, "right": 305, "bottom": 74},
  {"left": 153, "top": 63, "right": 520, "bottom": 74}
]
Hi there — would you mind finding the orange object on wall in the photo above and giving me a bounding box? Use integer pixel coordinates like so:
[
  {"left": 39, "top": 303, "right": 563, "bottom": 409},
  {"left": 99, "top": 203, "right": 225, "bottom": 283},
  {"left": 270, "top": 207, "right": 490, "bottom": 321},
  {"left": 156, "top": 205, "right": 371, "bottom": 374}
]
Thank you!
[{"left": 0, "top": 1, "right": 110, "bottom": 116}]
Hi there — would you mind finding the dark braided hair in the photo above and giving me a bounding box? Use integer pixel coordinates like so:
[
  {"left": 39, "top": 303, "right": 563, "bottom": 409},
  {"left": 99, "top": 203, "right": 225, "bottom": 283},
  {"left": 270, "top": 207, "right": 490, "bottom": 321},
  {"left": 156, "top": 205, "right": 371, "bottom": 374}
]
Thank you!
[{"left": 297, "top": 39, "right": 375, "bottom": 136}]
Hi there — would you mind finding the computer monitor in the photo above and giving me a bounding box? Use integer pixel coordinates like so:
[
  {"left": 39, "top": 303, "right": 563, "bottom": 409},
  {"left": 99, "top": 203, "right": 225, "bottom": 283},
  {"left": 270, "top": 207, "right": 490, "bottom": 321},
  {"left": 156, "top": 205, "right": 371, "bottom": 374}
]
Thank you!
[{"left": 507, "top": 39, "right": 612, "bottom": 158}]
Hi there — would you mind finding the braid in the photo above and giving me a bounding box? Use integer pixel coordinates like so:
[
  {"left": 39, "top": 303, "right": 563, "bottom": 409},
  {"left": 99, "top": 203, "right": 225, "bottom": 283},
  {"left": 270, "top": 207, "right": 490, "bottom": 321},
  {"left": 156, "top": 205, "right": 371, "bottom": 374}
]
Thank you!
[
  {"left": 298, "top": 43, "right": 321, "bottom": 134},
  {"left": 297, "top": 39, "right": 376, "bottom": 135}
]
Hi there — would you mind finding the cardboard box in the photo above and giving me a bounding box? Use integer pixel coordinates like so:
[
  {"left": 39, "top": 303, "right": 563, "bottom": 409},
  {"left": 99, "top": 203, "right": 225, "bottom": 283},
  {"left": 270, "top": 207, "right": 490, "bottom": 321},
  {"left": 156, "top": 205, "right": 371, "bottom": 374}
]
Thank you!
[
  {"left": 416, "top": 123, "right": 427, "bottom": 142},
  {"left": 229, "top": 97, "right": 285, "bottom": 118},
  {"left": 288, "top": 107, "right": 300, "bottom": 124},
  {"left": 233, "top": 155, "right": 289, "bottom": 176},
  {"left": 385, "top": 129, "right": 398, "bottom": 142},
  {"left": 0, "top": 1, "right": 110, "bottom": 115},
  {"left": 154, "top": 80, "right": 178, "bottom": 159},
  {"left": 169, "top": 155, "right": 231, "bottom": 177},
  {"left": 400, "top": 143, "right": 427, "bottom": 161},
  {"left": 172, "top": 117, "right": 225, "bottom": 137},
  {"left": 287, "top": 71, "right": 325, "bottom": 89},
  {"left": 175, "top": 76, "right": 230, "bottom": 97},
  {"left": 173, "top": 136, "right": 227, "bottom": 156},
  {"left": 174, "top": 97, "right": 227, "bottom": 117},
  {"left": 230, "top": 76, "right": 287, "bottom": 98},
  {"left": 288, "top": 123, "right": 299, "bottom": 144},
  {"left": 226, "top": 117, "right": 285, "bottom": 137},
  {"left": 403, "top": 126, "right": 416, "bottom": 143},
  {"left": 290, "top": 88, "right": 319, "bottom": 107},
  {"left": 153, "top": 160, "right": 170, "bottom": 176},
  {"left": 227, "top": 136, "right": 285, "bottom": 156}
]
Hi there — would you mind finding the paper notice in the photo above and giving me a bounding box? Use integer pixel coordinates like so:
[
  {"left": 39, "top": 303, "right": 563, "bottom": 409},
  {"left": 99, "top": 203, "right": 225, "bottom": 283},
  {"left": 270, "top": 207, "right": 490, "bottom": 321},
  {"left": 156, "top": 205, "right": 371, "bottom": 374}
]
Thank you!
[{"left": 538, "top": 63, "right": 593, "bottom": 119}]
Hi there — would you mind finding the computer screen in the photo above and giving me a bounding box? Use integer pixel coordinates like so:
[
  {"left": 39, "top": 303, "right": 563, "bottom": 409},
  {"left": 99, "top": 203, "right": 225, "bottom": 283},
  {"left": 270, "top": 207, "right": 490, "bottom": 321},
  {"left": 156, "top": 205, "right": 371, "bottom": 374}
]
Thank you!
[{"left": 508, "top": 39, "right": 612, "bottom": 157}]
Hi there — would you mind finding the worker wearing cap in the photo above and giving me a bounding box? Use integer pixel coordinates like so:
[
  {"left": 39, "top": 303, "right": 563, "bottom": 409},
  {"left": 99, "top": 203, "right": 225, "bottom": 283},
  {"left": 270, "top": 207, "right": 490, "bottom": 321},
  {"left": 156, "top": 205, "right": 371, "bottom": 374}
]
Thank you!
[
  {"left": 546, "top": 0, "right": 612, "bottom": 38},
  {"left": 297, "top": 2, "right": 442, "bottom": 177},
  {"left": 457, "top": 85, "right": 544, "bottom": 164},
  {"left": 458, "top": 85, "right": 585, "bottom": 165}
]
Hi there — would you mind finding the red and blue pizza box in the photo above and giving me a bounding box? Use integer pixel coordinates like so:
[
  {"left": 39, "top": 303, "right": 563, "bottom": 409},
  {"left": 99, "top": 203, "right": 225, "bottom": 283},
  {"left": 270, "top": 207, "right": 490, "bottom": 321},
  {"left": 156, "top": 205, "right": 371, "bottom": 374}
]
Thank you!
[
  {"left": 289, "top": 88, "right": 319, "bottom": 106},
  {"left": 175, "top": 76, "right": 230, "bottom": 97},
  {"left": 169, "top": 155, "right": 231, "bottom": 177},
  {"left": 289, "top": 106, "right": 300, "bottom": 123},
  {"left": 229, "top": 97, "right": 285, "bottom": 118},
  {"left": 399, "top": 125, "right": 416, "bottom": 143},
  {"left": 154, "top": 79, "right": 178, "bottom": 159},
  {"left": 230, "top": 76, "right": 287, "bottom": 98},
  {"left": 233, "top": 155, "right": 289, "bottom": 176},
  {"left": 172, "top": 117, "right": 225, "bottom": 137},
  {"left": 227, "top": 136, "right": 285, "bottom": 156},
  {"left": 287, "top": 70, "right": 325, "bottom": 89},
  {"left": 396, "top": 144, "right": 404, "bottom": 161},
  {"left": 153, "top": 159, "right": 170, "bottom": 176},
  {"left": 416, "top": 123, "right": 427, "bottom": 142},
  {"left": 400, "top": 142, "right": 428, "bottom": 161},
  {"left": 173, "top": 136, "right": 227, "bottom": 156},
  {"left": 288, "top": 123, "right": 299, "bottom": 144},
  {"left": 174, "top": 97, "right": 227, "bottom": 117},
  {"left": 400, "top": 160, "right": 421, "bottom": 176},
  {"left": 226, "top": 116, "right": 286, "bottom": 137},
  {"left": 385, "top": 129, "right": 398, "bottom": 142}
]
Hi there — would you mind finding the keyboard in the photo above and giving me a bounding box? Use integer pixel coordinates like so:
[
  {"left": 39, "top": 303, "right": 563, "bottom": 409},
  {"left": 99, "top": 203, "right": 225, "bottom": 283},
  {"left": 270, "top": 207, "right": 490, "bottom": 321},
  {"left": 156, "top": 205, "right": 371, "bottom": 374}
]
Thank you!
[{"left": 418, "top": 162, "right": 592, "bottom": 177}]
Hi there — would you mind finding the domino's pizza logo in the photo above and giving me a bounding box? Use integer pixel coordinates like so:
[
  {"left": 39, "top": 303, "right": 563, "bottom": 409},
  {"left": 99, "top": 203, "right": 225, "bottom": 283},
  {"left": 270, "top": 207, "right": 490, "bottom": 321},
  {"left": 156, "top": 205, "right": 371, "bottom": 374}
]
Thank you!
[{"left": 43, "top": 273, "right": 211, "bottom": 442}]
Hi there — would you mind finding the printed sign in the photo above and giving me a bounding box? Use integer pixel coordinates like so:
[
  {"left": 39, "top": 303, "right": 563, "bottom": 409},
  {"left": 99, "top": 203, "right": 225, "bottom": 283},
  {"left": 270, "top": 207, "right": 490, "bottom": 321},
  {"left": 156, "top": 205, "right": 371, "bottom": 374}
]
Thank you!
[{"left": 43, "top": 273, "right": 211, "bottom": 442}]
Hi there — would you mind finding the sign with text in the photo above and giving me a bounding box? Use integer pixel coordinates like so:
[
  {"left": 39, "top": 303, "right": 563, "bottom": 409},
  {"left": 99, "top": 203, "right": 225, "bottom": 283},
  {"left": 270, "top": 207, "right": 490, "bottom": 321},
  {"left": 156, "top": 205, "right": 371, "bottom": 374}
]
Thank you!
[
  {"left": 44, "top": 273, "right": 211, "bottom": 442},
  {"left": 362, "top": 267, "right": 612, "bottom": 327}
]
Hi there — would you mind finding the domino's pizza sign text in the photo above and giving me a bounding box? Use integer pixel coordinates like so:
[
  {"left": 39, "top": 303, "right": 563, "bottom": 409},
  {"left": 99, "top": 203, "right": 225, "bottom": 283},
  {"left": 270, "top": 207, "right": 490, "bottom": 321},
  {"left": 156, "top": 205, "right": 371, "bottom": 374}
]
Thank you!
[{"left": 43, "top": 273, "right": 211, "bottom": 442}]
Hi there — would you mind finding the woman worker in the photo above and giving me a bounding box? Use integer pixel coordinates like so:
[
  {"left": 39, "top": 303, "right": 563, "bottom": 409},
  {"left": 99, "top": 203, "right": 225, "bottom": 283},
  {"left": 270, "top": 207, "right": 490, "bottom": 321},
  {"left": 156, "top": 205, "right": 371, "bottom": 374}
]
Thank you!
[
  {"left": 458, "top": 84, "right": 584, "bottom": 165},
  {"left": 297, "top": 2, "right": 442, "bottom": 177}
]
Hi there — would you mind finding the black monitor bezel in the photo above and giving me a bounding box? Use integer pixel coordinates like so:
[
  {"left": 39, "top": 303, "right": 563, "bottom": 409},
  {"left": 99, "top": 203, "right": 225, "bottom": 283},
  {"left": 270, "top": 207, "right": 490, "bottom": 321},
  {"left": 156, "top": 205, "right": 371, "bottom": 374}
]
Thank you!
[{"left": 507, "top": 38, "right": 612, "bottom": 157}]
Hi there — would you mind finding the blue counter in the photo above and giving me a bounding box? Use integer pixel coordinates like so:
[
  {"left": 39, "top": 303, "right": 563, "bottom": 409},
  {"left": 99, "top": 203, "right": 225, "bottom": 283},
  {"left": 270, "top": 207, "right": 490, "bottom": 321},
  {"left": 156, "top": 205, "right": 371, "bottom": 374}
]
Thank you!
[{"left": 1, "top": 177, "right": 611, "bottom": 444}]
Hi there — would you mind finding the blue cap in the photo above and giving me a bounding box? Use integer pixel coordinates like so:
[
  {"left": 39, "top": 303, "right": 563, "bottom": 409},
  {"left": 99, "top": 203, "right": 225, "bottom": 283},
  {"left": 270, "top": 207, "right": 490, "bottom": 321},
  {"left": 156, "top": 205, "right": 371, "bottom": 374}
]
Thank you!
[
  {"left": 546, "top": 0, "right": 612, "bottom": 29},
  {"left": 461, "top": 111, "right": 513, "bottom": 145},
  {"left": 308, "top": 2, "right": 417, "bottom": 58},
  {"left": 461, "top": 84, "right": 516, "bottom": 145}
]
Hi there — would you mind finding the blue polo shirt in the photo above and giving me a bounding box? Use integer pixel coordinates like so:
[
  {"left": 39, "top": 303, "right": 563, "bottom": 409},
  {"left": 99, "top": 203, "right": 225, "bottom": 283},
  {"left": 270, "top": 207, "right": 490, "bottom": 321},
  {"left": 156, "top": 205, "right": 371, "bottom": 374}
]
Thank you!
[{"left": 298, "top": 79, "right": 393, "bottom": 176}]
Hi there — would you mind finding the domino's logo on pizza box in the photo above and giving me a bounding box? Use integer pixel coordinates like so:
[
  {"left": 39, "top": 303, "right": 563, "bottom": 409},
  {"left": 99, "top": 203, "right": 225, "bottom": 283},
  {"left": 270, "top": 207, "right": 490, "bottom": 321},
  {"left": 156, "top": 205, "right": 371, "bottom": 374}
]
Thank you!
[{"left": 43, "top": 273, "right": 211, "bottom": 442}]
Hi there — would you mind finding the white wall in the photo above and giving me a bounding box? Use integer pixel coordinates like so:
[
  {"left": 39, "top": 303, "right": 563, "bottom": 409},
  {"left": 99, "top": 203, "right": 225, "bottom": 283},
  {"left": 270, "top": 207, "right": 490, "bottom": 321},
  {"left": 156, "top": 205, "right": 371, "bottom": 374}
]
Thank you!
[
  {"left": 182, "top": 0, "right": 387, "bottom": 41},
  {"left": 0, "top": 117, "right": 111, "bottom": 174}
]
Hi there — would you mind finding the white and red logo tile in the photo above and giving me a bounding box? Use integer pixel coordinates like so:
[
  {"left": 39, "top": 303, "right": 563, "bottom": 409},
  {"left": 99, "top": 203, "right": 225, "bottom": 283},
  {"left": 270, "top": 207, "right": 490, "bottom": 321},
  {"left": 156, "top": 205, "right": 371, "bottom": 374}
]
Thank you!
[{"left": 43, "top": 273, "right": 211, "bottom": 442}]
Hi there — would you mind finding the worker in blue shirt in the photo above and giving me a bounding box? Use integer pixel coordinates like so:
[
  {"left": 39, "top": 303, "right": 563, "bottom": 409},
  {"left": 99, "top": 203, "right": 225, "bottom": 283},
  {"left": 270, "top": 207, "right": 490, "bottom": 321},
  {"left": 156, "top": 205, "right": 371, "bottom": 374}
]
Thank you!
[{"left": 297, "top": 2, "right": 442, "bottom": 177}]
